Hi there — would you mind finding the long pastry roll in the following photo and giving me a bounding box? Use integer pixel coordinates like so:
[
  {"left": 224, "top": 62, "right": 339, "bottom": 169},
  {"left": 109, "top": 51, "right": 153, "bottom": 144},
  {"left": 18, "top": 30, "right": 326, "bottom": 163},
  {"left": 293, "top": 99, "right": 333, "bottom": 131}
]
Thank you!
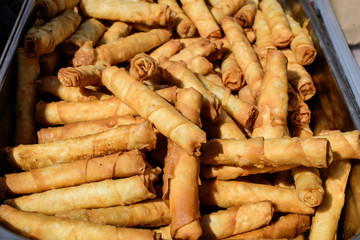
[
  {"left": 210, "top": 0, "right": 246, "bottom": 24},
  {"left": 260, "top": 0, "right": 294, "bottom": 47},
  {"left": 37, "top": 0, "right": 80, "bottom": 19},
  {"left": 180, "top": 0, "right": 222, "bottom": 38},
  {"left": 5, "top": 174, "right": 157, "bottom": 215},
  {"left": 5, "top": 121, "right": 156, "bottom": 170},
  {"left": 150, "top": 39, "right": 183, "bottom": 62},
  {"left": 157, "top": 0, "right": 196, "bottom": 38},
  {"left": 160, "top": 59, "right": 222, "bottom": 121},
  {"left": 79, "top": 0, "right": 174, "bottom": 27},
  {"left": 14, "top": 48, "right": 40, "bottom": 145},
  {"left": 73, "top": 29, "right": 171, "bottom": 66},
  {"left": 37, "top": 75, "right": 112, "bottom": 102},
  {"left": 1, "top": 150, "right": 146, "bottom": 195},
  {"left": 200, "top": 201, "right": 273, "bottom": 239},
  {"left": 252, "top": 49, "right": 288, "bottom": 138},
  {"left": 222, "top": 16, "right": 264, "bottom": 101},
  {"left": 102, "top": 66, "right": 206, "bottom": 156},
  {"left": 197, "top": 73, "right": 258, "bottom": 129},
  {"left": 62, "top": 18, "right": 106, "bottom": 56},
  {"left": 0, "top": 205, "right": 159, "bottom": 240},
  {"left": 234, "top": 0, "right": 259, "bottom": 27},
  {"left": 221, "top": 52, "right": 244, "bottom": 91},
  {"left": 24, "top": 10, "right": 82, "bottom": 57},
  {"left": 199, "top": 180, "right": 315, "bottom": 214},
  {"left": 200, "top": 137, "right": 332, "bottom": 168},
  {"left": 97, "top": 21, "right": 132, "bottom": 45},
  {"left": 56, "top": 199, "right": 171, "bottom": 227},
  {"left": 287, "top": 15, "right": 317, "bottom": 65},
  {"left": 224, "top": 213, "right": 310, "bottom": 239}
]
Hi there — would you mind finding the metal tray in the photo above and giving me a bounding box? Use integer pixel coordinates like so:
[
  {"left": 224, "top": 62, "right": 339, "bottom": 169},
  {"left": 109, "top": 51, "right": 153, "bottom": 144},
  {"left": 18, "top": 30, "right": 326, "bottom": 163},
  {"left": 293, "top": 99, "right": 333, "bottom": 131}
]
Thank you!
[{"left": 0, "top": 0, "right": 359, "bottom": 239}]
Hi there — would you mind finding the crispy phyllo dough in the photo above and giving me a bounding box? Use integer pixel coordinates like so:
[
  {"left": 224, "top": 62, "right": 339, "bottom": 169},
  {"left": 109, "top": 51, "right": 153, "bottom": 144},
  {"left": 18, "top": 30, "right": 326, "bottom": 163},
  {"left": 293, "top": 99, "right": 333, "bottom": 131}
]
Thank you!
[
  {"left": 234, "top": 0, "right": 259, "bottom": 27},
  {"left": 0, "top": 205, "right": 159, "bottom": 240},
  {"left": 210, "top": 0, "right": 246, "bottom": 24},
  {"left": 221, "top": 52, "right": 244, "bottom": 91},
  {"left": 198, "top": 73, "right": 257, "bottom": 129},
  {"left": 97, "top": 21, "right": 132, "bottom": 45},
  {"left": 224, "top": 213, "right": 310, "bottom": 239},
  {"left": 5, "top": 174, "right": 157, "bottom": 215},
  {"left": 1, "top": 150, "right": 147, "bottom": 195},
  {"left": 201, "top": 201, "right": 273, "bottom": 239},
  {"left": 314, "top": 130, "right": 360, "bottom": 160},
  {"left": 79, "top": 0, "right": 174, "bottom": 27},
  {"left": 287, "top": 15, "right": 317, "bottom": 65},
  {"left": 73, "top": 29, "right": 171, "bottom": 66},
  {"left": 102, "top": 66, "right": 206, "bottom": 156},
  {"left": 62, "top": 18, "right": 106, "bottom": 56},
  {"left": 5, "top": 122, "right": 156, "bottom": 170},
  {"left": 37, "top": 115, "right": 145, "bottom": 143},
  {"left": 129, "top": 53, "right": 159, "bottom": 81},
  {"left": 158, "top": 0, "right": 196, "bottom": 38},
  {"left": 260, "top": 0, "right": 293, "bottom": 47},
  {"left": 288, "top": 84, "right": 311, "bottom": 126},
  {"left": 253, "top": 10, "right": 277, "bottom": 61},
  {"left": 58, "top": 62, "right": 106, "bottom": 87},
  {"left": 292, "top": 166, "right": 324, "bottom": 207},
  {"left": 252, "top": 49, "right": 288, "bottom": 139},
  {"left": 200, "top": 137, "right": 332, "bottom": 168},
  {"left": 24, "top": 10, "right": 81, "bottom": 57},
  {"left": 56, "top": 199, "right": 171, "bottom": 227},
  {"left": 14, "top": 48, "right": 40, "bottom": 145},
  {"left": 37, "top": 75, "right": 112, "bottom": 102},
  {"left": 160, "top": 59, "right": 221, "bottom": 121},
  {"left": 175, "top": 88, "right": 203, "bottom": 127},
  {"left": 201, "top": 164, "right": 296, "bottom": 180},
  {"left": 309, "top": 160, "right": 351, "bottom": 240},
  {"left": 238, "top": 84, "right": 255, "bottom": 105},
  {"left": 189, "top": 56, "right": 213, "bottom": 75},
  {"left": 199, "top": 180, "right": 315, "bottom": 214},
  {"left": 150, "top": 39, "right": 183, "bottom": 62},
  {"left": 37, "top": 0, "right": 80, "bottom": 19},
  {"left": 222, "top": 16, "right": 263, "bottom": 101},
  {"left": 180, "top": 0, "right": 222, "bottom": 38},
  {"left": 39, "top": 49, "right": 60, "bottom": 76}
]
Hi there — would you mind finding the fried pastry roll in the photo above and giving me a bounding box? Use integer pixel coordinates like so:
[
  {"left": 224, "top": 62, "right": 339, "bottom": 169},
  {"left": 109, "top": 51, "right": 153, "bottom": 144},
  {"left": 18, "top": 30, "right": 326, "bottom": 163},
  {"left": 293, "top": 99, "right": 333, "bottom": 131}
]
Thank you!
[
  {"left": 160, "top": 59, "right": 221, "bottom": 121},
  {"left": 188, "top": 56, "right": 213, "bottom": 75},
  {"left": 79, "top": 0, "right": 174, "bottom": 27},
  {"left": 222, "top": 16, "right": 264, "bottom": 101},
  {"left": 73, "top": 29, "right": 171, "bottom": 66},
  {"left": 150, "top": 39, "right": 183, "bottom": 62},
  {"left": 0, "top": 205, "right": 159, "bottom": 240},
  {"left": 201, "top": 164, "right": 296, "bottom": 180},
  {"left": 199, "top": 180, "right": 315, "bottom": 214},
  {"left": 221, "top": 52, "right": 244, "bottom": 91},
  {"left": 200, "top": 137, "right": 332, "bottom": 168},
  {"left": 102, "top": 66, "right": 206, "bottom": 156},
  {"left": 37, "top": 115, "right": 145, "bottom": 143},
  {"left": 62, "top": 18, "right": 106, "bottom": 56},
  {"left": 224, "top": 213, "right": 310, "bottom": 239},
  {"left": 260, "top": 0, "right": 293, "bottom": 47},
  {"left": 180, "top": 0, "right": 222, "bottom": 38},
  {"left": 287, "top": 15, "right": 317, "bottom": 65},
  {"left": 1, "top": 150, "right": 146, "bottom": 195},
  {"left": 210, "top": 0, "right": 246, "bottom": 24},
  {"left": 288, "top": 84, "right": 311, "bottom": 126},
  {"left": 200, "top": 201, "right": 273, "bottom": 239},
  {"left": 37, "top": 0, "right": 80, "bottom": 19},
  {"left": 198, "top": 73, "right": 258, "bottom": 129},
  {"left": 5, "top": 121, "right": 156, "bottom": 170},
  {"left": 97, "top": 21, "right": 132, "bottom": 45},
  {"left": 282, "top": 49, "right": 316, "bottom": 101},
  {"left": 37, "top": 76, "right": 112, "bottom": 102},
  {"left": 24, "top": 10, "right": 81, "bottom": 57},
  {"left": 129, "top": 53, "right": 159, "bottom": 81},
  {"left": 14, "top": 48, "right": 40, "bottom": 145},
  {"left": 5, "top": 174, "right": 157, "bottom": 215},
  {"left": 238, "top": 84, "right": 255, "bottom": 105},
  {"left": 56, "top": 199, "right": 171, "bottom": 227},
  {"left": 309, "top": 160, "right": 351, "bottom": 240},
  {"left": 253, "top": 10, "right": 277, "bottom": 61},
  {"left": 234, "top": 0, "right": 259, "bottom": 27},
  {"left": 252, "top": 49, "right": 288, "bottom": 139},
  {"left": 158, "top": 0, "right": 196, "bottom": 38}
]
